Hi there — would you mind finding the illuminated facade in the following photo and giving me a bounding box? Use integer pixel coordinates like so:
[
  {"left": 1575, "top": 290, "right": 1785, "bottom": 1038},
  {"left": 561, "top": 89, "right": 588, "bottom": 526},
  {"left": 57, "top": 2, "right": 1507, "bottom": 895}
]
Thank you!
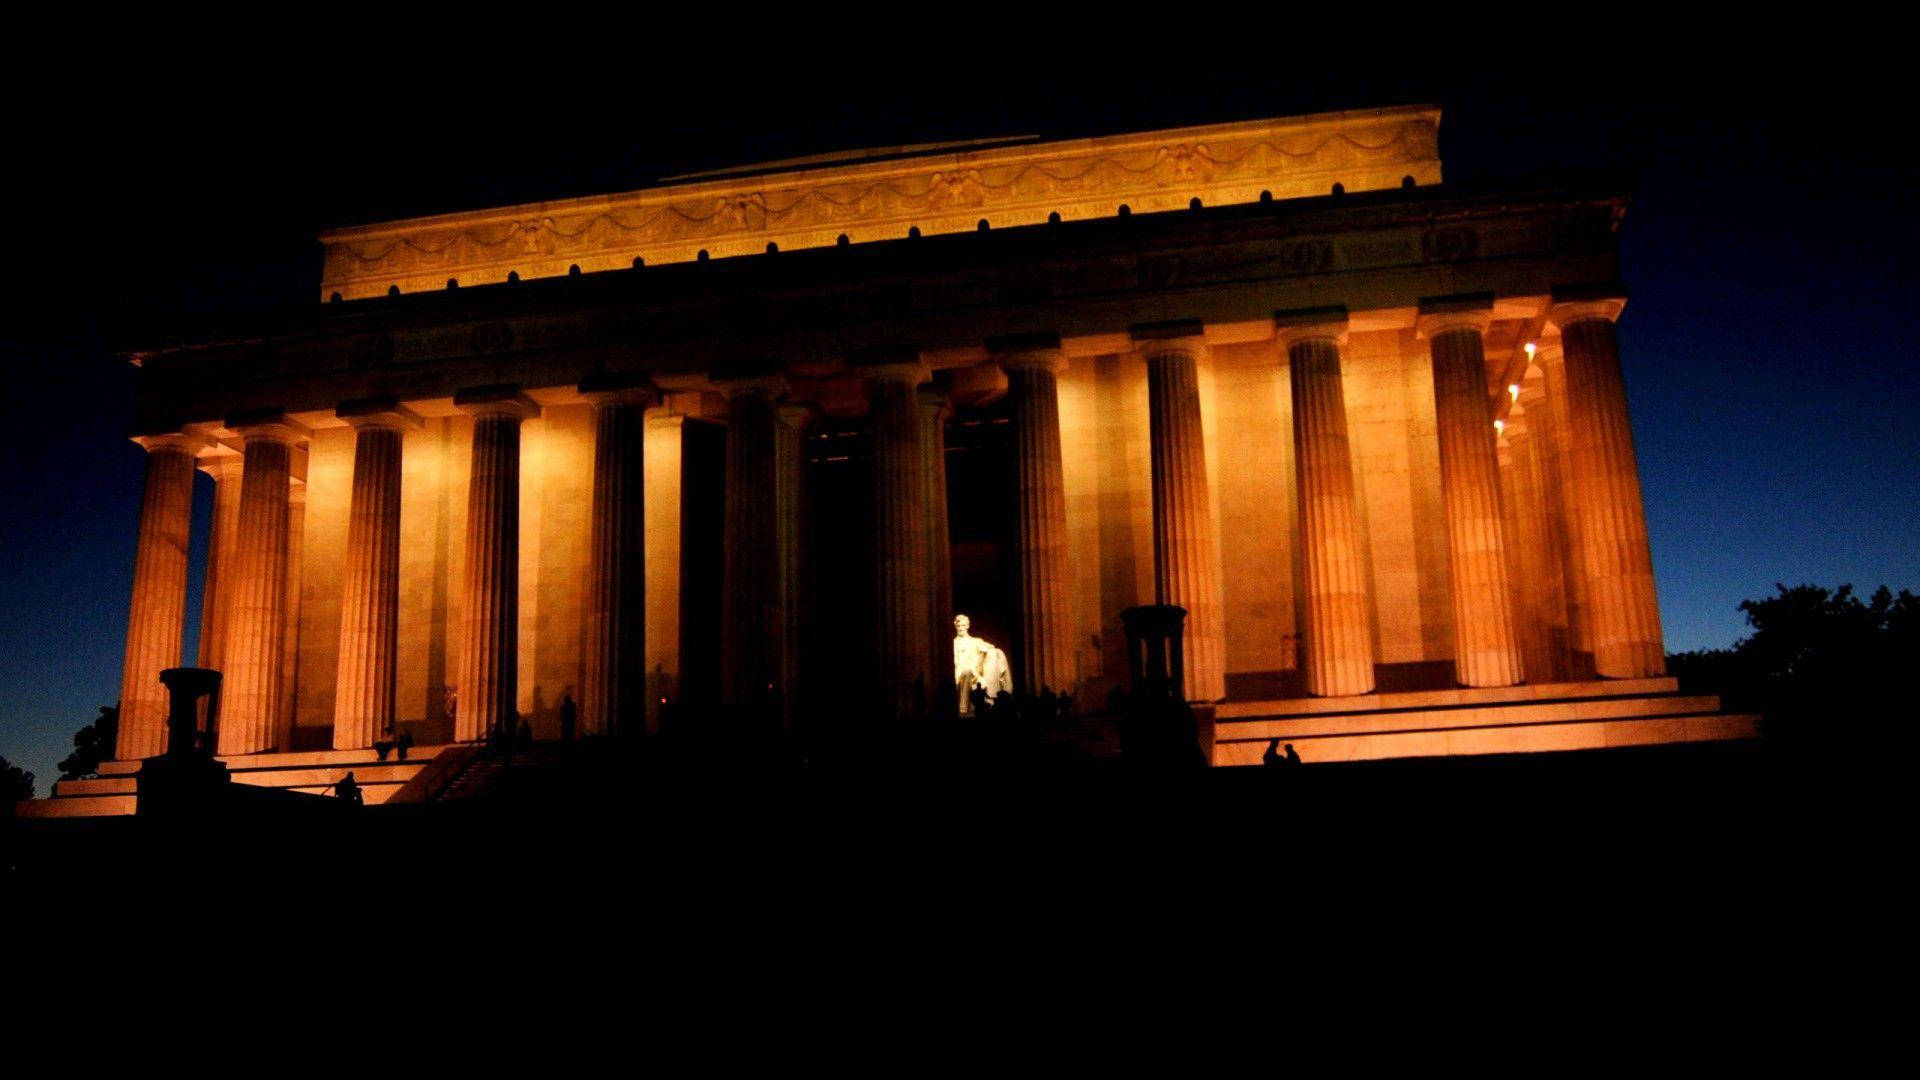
[{"left": 34, "top": 105, "right": 1760, "bottom": 814}]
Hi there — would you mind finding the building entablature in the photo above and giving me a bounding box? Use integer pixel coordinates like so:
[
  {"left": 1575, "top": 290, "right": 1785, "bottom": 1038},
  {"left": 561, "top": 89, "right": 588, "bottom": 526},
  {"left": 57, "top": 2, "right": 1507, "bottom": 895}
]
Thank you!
[{"left": 130, "top": 183, "right": 1626, "bottom": 438}]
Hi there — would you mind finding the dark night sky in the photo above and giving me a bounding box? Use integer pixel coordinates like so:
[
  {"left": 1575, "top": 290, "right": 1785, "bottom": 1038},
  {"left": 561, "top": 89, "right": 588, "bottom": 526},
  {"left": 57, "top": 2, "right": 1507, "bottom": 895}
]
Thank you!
[{"left": 3, "top": 30, "right": 1913, "bottom": 789}]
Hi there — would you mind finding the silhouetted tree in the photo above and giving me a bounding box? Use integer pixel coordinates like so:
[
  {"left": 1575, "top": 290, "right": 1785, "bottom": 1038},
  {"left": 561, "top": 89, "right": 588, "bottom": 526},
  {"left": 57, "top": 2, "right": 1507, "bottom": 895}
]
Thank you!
[
  {"left": 57, "top": 705, "right": 118, "bottom": 781},
  {"left": 0, "top": 755, "right": 32, "bottom": 802},
  {"left": 1668, "top": 583, "right": 1917, "bottom": 742}
]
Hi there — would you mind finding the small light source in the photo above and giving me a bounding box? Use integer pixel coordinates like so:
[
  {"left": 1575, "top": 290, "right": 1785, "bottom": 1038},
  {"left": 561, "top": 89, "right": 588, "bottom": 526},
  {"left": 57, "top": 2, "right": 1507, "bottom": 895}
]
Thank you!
[
  {"left": 1494, "top": 419, "right": 1505, "bottom": 434},
  {"left": 1524, "top": 341, "right": 1538, "bottom": 358},
  {"left": 1509, "top": 383, "right": 1521, "bottom": 402}
]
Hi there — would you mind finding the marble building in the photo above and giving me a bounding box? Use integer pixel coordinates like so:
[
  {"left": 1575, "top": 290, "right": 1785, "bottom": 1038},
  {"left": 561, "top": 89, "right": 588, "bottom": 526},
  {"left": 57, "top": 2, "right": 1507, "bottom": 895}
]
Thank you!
[{"left": 31, "top": 104, "right": 1762, "bottom": 814}]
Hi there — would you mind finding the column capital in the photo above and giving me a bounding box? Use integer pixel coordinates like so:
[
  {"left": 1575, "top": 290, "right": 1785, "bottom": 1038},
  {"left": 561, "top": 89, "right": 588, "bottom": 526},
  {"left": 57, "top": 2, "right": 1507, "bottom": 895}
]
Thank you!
[
  {"left": 850, "top": 344, "right": 930, "bottom": 386},
  {"left": 579, "top": 371, "right": 661, "bottom": 407},
  {"left": 454, "top": 384, "right": 539, "bottom": 420},
  {"left": 1503, "top": 400, "right": 1533, "bottom": 443},
  {"left": 1415, "top": 294, "right": 1494, "bottom": 339},
  {"left": 337, "top": 396, "right": 423, "bottom": 432},
  {"left": 1274, "top": 305, "right": 1350, "bottom": 350},
  {"left": 988, "top": 332, "right": 1069, "bottom": 373},
  {"left": 131, "top": 430, "right": 209, "bottom": 455},
  {"left": 776, "top": 401, "right": 818, "bottom": 429},
  {"left": 914, "top": 385, "right": 951, "bottom": 416},
  {"left": 197, "top": 446, "right": 245, "bottom": 481},
  {"left": 1547, "top": 288, "right": 1627, "bottom": 329},
  {"left": 225, "top": 408, "right": 311, "bottom": 445},
  {"left": 1130, "top": 319, "right": 1208, "bottom": 359}
]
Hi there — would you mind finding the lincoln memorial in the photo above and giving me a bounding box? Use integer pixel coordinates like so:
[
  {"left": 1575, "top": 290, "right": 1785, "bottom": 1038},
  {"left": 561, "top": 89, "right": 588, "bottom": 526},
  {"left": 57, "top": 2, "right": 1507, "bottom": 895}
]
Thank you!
[{"left": 26, "top": 104, "right": 1759, "bottom": 814}]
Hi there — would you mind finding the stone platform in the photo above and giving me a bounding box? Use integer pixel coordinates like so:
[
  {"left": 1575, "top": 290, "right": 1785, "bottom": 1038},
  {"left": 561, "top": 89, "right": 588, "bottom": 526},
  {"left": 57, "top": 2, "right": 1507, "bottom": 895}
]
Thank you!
[
  {"left": 1210, "top": 677, "right": 1760, "bottom": 765},
  {"left": 12, "top": 744, "right": 462, "bottom": 819}
]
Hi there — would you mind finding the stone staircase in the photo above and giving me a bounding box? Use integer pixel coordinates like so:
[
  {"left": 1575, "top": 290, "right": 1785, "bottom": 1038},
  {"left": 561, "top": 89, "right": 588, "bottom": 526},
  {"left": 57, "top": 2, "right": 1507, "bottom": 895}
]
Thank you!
[
  {"left": 431, "top": 743, "right": 574, "bottom": 801},
  {"left": 12, "top": 743, "right": 471, "bottom": 819},
  {"left": 1209, "top": 676, "right": 1760, "bottom": 765}
]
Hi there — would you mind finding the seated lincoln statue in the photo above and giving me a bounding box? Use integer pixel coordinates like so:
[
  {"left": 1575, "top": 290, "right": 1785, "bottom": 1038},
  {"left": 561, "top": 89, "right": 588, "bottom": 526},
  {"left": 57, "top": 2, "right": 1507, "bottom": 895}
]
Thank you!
[{"left": 953, "top": 614, "right": 1013, "bottom": 715}]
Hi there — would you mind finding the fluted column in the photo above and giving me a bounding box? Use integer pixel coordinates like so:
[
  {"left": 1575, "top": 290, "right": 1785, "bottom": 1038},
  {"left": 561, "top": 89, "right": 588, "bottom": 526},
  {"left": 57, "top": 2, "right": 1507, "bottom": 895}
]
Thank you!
[
  {"left": 580, "top": 375, "right": 655, "bottom": 737},
  {"left": 219, "top": 412, "right": 309, "bottom": 754},
  {"left": 455, "top": 386, "right": 538, "bottom": 742},
  {"left": 1279, "top": 309, "right": 1376, "bottom": 697},
  {"left": 867, "top": 360, "right": 932, "bottom": 715},
  {"left": 1504, "top": 396, "right": 1573, "bottom": 682},
  {"left": 718, "top": 375, "right": 785, "bottom": 707},
  {"left": 194, "top": 452, "right": 243, "bottom": 672},
  {"left": 1534, "top": 340, "right": 1593, "bottom": 673},
  {"left": 114, "top": 433, "right": 201, "bottom": 761},
  {"left": 915, "top": 389, "right": 953, "bottom": 701},
  {"left": 1134, "top": 324, "right": 1225, "bottom": 703},
  {"left": 995, "top": 336, "right": 1074, "bottom": 695},
  {"left": 776, "top": 402, "right": 814, "bottom": 718},
  {"left": 280, "top": 483, "right": 305, "bottom": 753},
  {"left": 1419, "top": 302, "right": 1523, "bottom": 688},
  {"left": 330, "top": 399, "right": 420, "bottom": 749},
  {"left": 1550, "top": 294, "right": 1665, "bottom": 678}
]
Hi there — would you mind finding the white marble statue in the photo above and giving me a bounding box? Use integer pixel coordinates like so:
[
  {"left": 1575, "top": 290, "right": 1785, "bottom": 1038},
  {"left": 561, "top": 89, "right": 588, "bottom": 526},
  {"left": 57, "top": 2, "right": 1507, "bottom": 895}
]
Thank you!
[{"left": 953, "top": 614, "right": 1012, "bottom": 715}]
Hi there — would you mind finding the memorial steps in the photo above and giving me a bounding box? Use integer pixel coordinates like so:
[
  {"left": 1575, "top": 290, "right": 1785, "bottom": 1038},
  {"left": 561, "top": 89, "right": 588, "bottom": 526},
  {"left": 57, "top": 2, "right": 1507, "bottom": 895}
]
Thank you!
[
  {"left": 1210, "top": 677, "right": 1760, "bottom": 765},
  {"left": 13, "top": 743, "right": 466, "bottom": 818}
]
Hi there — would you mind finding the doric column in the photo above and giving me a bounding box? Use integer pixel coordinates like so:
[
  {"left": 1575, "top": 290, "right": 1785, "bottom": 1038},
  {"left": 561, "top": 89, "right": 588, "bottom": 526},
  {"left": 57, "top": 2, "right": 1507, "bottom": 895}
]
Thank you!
[
  {"left": 1550, "top": 292, "right": 1665, "bottom": 678},
  {"left": 194, "top": 451, "right": 243, "bottom": 673},
  {"left": 915, "top": 390, "right": 952, "bottom": 702},
  {"left": 114, "top": 432, "right": 201, "bottom": 761},
  {"left": 1503, "top": 396, "right": 1573, "bottom": 682},
  {"left": 866, "top": 358, "right": 932, "bottom": 715},
  {"left": 1278, "top": 308, "right": 1376, "bottom": 697},
  {"left": 776, "top": 402, "right": 814, "bottom": 717},
  {"left": 454, "top": 386, "right": 538, "bottom": 742},
  {"left": 219, "top": 410, "right": 309, "bottom": 754},
  {"left": 1418, "top": 300, "right": 1523, "bottom": 688},
  {"left": 330, "top": 398, "right": 420, "bottom": 749},
  {"left": 1534, "top": 340, "right": 1594, "bottom": 672},
  {"left": 280, "top": 481, "right": 305, "bottom": 753},
  {"left": 580, "top": 374, "right": 656, "bottom": 737},
  {"left": 1133, "top": 323, "right": 1225, "bottom": 703},
  {"left": 993, "top": 335, "right": 1074, "bottom": 695},
  {"left": 718, "top": 373, "right": 786, "bottom": 708}
]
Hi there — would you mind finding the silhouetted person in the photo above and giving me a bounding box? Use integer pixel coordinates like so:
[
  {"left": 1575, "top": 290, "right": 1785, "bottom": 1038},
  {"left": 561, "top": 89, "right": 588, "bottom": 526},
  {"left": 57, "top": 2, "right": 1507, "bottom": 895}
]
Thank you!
[
  {"left": 396, "top": 730, "right": 413, "bottom": 761},
  {"left": 517, "top": 718, "right": 534, "bottom": 748},
  {"left": 336, "top": 771, "right": 363, "bottom": 805},
  {"left": 559, "top": 693, "right": 576, "bottom": 742},
  {"left": 374, "top": 732, "right": 395, "bottom": 761},
  {"left": 1263, "top": 738, "right": 1284, "bottom": 767},
  {"left": 1285, "top": 743, "right": 1301, "bottom": 765}
]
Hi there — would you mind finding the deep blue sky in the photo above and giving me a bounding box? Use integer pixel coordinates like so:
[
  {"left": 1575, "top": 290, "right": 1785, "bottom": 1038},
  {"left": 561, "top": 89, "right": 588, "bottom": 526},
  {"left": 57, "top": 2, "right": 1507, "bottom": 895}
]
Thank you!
[{"left": 3, "top": 35, "right": 1913, "bottom": 790}]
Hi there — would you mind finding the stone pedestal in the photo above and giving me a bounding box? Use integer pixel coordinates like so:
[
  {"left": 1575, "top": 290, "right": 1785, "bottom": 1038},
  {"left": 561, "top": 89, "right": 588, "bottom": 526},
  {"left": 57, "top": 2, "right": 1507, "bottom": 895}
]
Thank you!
[
  {"left": 1135, "top": 325, "right": 1225, "bottom": 703},
  {"left": 220, "top": 413, "right": 308, "bottom": 754},
  {"left": 867, "top": 360, "right": 932, "bottom": 715},
  {"left": 581, "top": 376, "right": 655, "bottom": 737},
  {"left": 1419, "top": 303, "right": 1523, "bottom": 688},
  {"left": 1280, "top": 310, "right": 1376, "bottom": 697},
  {"left": 719, "top": 376, "right": 784, "bottom": 707},
  {"left": 1551, "top": 296, "right": 1665, "bottom": 678},
  {"left": 115, "top": 433, "right": 201, "bottom": 761},
  {"left": 331, "top": 400, "right": 419, "bottom": 749},
  {"left": 996, "top": 336, "right": 1074, "bottom": 695},
  {"left": 455, "top": 387, "right": 538, "bottom": 742}
]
